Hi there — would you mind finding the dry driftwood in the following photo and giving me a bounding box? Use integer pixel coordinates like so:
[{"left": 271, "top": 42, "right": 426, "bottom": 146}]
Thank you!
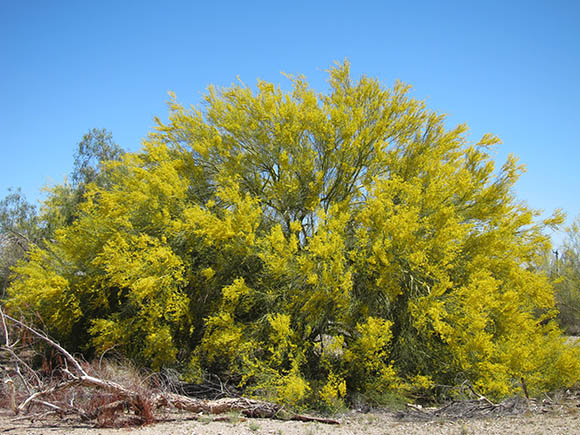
[
  {"left": 398, "top": 396, "right": 531, "bottom": 421},
  {"left": 153, "top": 393, "right": 338, "bottom": 423},
  {"left": 0, "top": 309, "right": 339, "bottom": 426}
]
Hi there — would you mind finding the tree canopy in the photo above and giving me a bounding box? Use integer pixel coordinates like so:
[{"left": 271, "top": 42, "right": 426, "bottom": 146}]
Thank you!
[{"left": 6, "top": 62, "right": 579, "bottom": 408}]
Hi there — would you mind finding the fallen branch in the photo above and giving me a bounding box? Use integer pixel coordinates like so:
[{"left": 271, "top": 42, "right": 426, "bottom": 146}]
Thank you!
[
  {"left": 398, "top": 396, "right": 530, "bottom": 421},
  {"left": 17, "top": 379, "right": 83, "bottom": 413},
  {"left": 2, "top": 311, "right": 87, "bottom": 376},
  {"left": 0, "top": 310, "right": 339, "bottom": 426},
  {"left": 153, "top": 393, "right": 339, "bottom": 424}
]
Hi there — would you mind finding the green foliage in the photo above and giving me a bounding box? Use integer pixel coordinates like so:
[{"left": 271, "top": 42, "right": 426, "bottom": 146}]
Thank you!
[
  {"left": 0, "top": 188, "right": 44, "bottom": 295},
  {"left": 43, "top": 128, "right": 124, "bottom": 228},
  {"left": 72, "top": 128, "right": 124, "bottom": 188},
  {"left": 552, "top": 215, "right": 580, "bottom": 335},
  {"left": 6, "top": 62, "right": 579, "bottom": 406}
]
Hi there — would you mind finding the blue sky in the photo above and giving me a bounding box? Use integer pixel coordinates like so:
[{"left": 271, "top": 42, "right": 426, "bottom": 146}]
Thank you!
[{"left": 1, "top": 0, "right": 578, "bottom": 246}]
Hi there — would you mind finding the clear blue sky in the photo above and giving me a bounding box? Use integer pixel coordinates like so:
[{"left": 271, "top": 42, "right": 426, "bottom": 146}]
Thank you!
[{"left": 1, "top": 0, "right": 578, "bottom": 246}]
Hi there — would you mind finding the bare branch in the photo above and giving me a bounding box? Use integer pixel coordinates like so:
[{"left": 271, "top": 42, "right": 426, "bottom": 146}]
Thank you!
[{"left": 1, "top": 312, "right": 87, "bottom": 376}]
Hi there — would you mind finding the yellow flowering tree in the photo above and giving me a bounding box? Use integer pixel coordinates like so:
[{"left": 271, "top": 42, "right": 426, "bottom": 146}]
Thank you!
[{"left": 7, "top": 62, "right": 579, "bottom": 404}]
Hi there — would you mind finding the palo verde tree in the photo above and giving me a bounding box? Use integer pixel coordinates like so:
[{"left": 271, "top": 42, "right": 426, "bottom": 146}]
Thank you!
[{"left": 7, "top": 62, "right": 579, "bottom": 407}]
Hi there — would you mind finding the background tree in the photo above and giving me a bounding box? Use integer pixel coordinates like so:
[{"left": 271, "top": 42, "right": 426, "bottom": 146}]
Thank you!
[
  {"left": 0, "top": 189, "right": 42, "bottom": 295},
  {"left": 6, "top": 63, "right": 579, "bottom": 407},
  {"left": 72, "top": 128, "right": 124, "bottom": 188},
  {"left": 552, "top": 216, "right": 580, "bottom": 335},
  {"left": 43, "top": 128, "right": 124, "bottom": 228},
  {"left": 1, "top": 129, "right": 123, "bottom": 296}
]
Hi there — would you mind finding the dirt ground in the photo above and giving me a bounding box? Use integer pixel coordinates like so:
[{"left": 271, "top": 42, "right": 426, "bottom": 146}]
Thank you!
[{"left": 0, "top": 406, "right": 577, "bottom": 435}]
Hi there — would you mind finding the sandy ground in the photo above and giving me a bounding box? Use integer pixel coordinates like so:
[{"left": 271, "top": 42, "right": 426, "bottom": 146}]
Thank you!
[{"left": 0, "top": 408, "right": 578, "bottom": 435}]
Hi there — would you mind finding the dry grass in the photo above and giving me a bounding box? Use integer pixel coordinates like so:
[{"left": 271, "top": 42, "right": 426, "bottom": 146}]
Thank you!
[{"left": 0, "top": 347, "right": 163, "bottom": 428}]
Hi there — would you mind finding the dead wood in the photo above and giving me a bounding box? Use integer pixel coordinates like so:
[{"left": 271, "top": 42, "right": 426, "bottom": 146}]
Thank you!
[
  {"left": 153, "top": 393, "right": 339, "bottom": 423},
  {"left": 0, "top": 308, "right": 339, "bottom": 426},
  {"left": 397, "top": 396, "right": 531, "bottom": 421}
]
